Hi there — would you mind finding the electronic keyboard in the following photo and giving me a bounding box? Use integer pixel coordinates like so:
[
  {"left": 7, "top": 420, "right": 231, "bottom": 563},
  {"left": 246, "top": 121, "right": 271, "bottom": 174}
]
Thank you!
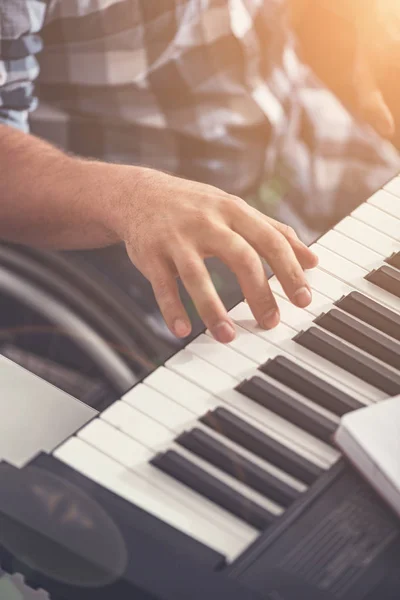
[{"left": 1, "top": 177, "right": 400, "bottom": 600}]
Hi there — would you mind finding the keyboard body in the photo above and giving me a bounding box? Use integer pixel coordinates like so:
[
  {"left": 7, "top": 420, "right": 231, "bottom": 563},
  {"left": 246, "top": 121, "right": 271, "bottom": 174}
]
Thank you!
[{"left": 1, "top": 177, "right": 400, "bottom": 600}]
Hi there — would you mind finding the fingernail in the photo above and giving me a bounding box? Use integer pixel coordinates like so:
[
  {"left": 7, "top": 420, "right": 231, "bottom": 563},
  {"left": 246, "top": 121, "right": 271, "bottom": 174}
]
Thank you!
[
  {"left": 173, "top": 318, "right": 191, "bottom": 337},
  {"left": 261, "top": 309, "right": 280, "bottom": 329},
  {"left": 293, "top": 286, "right": 312, "bottom": 308},
  {"left": 213, "top": 321, "right": 236, "bottom": 344}
]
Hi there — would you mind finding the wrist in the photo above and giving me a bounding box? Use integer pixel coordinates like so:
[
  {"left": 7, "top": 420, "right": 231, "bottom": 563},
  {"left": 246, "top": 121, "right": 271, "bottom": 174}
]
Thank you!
[{"left": 79, "top": 160, "right": 153, "bottom": 245}]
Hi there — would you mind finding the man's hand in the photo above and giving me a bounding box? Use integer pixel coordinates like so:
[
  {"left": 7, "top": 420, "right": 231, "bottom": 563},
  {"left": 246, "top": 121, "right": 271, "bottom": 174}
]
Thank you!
[
  {"left": 103, "top": 168, "right": 318, "bottom": 343},
  {"left": 0, "top": 124, "right": 318, "bottom": 344}
]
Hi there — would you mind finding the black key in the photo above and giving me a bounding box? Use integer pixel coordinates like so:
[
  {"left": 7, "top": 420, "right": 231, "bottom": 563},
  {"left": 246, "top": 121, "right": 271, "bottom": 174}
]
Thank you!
[
  {"left": 200, "top": 407, "right": 322, "bottom": 485},
  {"left": 366, "top": 265, "right": 400, "bottom": 298},
  {"left": 315, "top": 308, "right": 400, "bottom": 370},
  {"left": 260, "top": 355, "right": 363, "bottom": 416},
  {"left": 177, "top": 428, "right": 300, "bottom": 507},
  {"left": 335, "top": 291, "right": 400, "bottom": 341},
  {"left": 151, "top": 450, "right": 275, "bottom": 531},
  {"left": 236, "top": 376, "right": 337, "bottom": 445},
  {"left": 295, "top": 326, "right": 400, "bottom": 396},
  {"left": 385, "top": 252, "right": 400, "bottom": 271}
]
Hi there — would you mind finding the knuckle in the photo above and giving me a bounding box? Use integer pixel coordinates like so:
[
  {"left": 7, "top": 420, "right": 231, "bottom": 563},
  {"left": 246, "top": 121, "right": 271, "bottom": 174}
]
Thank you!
[
  {"left": 151, "top": 276, "right": 173, "bottom": 301},
  {"left": 218, "top": 193, "right": 246, "bottom": 216},
  {"left": 266, "top": 234, "right": 289, "bottom": 262},
  {"left": 235, "top": 246, "right": 259, "bottom": 274},
  {"left": 283, "top": 224, "right": 297, "bottom": 240},
  {"left": 285, "top": 266, "right": 305, "bottom": 287},
  {"left": 179, "top": 258, "right": 203, "bottom": 282}
]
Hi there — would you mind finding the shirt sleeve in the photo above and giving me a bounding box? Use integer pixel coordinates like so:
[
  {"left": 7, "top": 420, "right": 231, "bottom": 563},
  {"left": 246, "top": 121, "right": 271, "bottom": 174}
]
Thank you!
[{"left": 0, "top": 1, "right": 47, "bottom": 132}]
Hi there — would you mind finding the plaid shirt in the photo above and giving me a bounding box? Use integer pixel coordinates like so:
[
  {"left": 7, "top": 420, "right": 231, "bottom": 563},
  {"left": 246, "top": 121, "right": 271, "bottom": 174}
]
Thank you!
[{"left": 1, "top": 0, "right": 399, "bottom": 234}]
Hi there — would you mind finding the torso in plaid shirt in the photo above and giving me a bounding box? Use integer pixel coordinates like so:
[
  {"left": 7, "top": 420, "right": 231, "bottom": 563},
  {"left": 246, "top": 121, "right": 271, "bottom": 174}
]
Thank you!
[{"left": 0, "top": 0, "right": 399, "bottom": 235}]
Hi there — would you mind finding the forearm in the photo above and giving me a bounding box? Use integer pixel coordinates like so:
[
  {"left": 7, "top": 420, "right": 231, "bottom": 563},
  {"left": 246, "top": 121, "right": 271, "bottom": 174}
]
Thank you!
[{"left": 0, "top": 124, "right": 140, "bottom": 249}]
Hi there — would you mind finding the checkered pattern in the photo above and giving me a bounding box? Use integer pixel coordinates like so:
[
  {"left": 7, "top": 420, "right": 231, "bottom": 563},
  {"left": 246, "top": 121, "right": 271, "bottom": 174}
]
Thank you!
[{"left": 1, "top": 0, "right": 399, "bottom": 231}]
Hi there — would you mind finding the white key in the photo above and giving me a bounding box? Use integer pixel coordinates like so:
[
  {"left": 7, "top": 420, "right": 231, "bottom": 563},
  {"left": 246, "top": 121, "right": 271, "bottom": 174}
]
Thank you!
[
  {"left": 79, "top": 420, "right": 257, "bottom": 547},
  {"left": 270, "top": 277, "right": 332, "bottom": 317},
  {"left": 352, "top": 203, "right": 400, "bottom": 240},
  {"left": 230, "top": 303, "right": 296, "bottom": 345},
  {"left": 171, "top": 443, "right": 284, "bottom": 517},
  {"left": 55, "top": 438, "right": 250, "bottom": 561},
  {"left": 335, "top": 216, "right": 397, "bottom": 258},
  {"left": 384, "top": 177, "right": 400, "bottom": 201},
  {"left": 311, "top": 244, "right": 400, "bottom": 312},
  {"left": 78, "top": 418, "right": 153, "bottom": 464},
  {"left": 145, "top": 367, "right": 219, "bottom": 417},
  {"left": 123, "top": 384, "right": 194, "bottom": 433},
  {"left": 187, "top": 334, "right": 256, "bottom": 379},
  {"left": 318, "top": 230, "right": 383, "bottom": 271},
  {"left": 271, "top": 294, "right": 316, "bottom": 331},
  {"left": 229, "top": 300, "right": 380, "bottom": 403},
  {"left": 167, "top": 349, "right": 337, "bottom": 466},
  {"left": 101, "top": 401, "right": 173, "bottom": 448},
  {"left": 209, "top": 324, "right": 279, "bottom": 364},
  {"left": 166, "top": 349, "right": 237, "bottom": 397},
  {"left": 368, "top": 189, "right": 400, "bottom": 220},
  {"left": 306, "top": 268, "right": 353, "bottom": 300}
]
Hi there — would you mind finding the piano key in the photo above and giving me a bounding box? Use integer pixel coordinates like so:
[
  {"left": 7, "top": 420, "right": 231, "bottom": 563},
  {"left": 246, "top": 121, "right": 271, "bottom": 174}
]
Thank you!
[
  {"left": 311, "top": 244, "right": 400, "bottom": 312},
  {"left": 237, "top": 376, "right": 339, "bottom": 444},
  {"left": 259, "top": 355, "right": 367, "bottom": 415},
  {"left": 385, "top": 252, "right": 400, "bottom": 271},
  {"left": 151, "top": 449, "right": 278, "bottom": 530},
  {"left": 166, "top": 349, "right": 237, "bottom": 397},
  {"left": 176, "top": 427, "right": 302, "bottom": 507},
  {"left": 200, "top": 407, "right": 323, "bottom": 484},
  {"left": 351, "top": 203, "right": 400, "bottom": 240},
  {"left": 366, "top": 265, "right": 400, "bottom": 299},
  {"left": 368, "top": 189, "right": 400, "bottom": 220},
  {"left": 55, "top": 437, "right": 248, "bottom": 561},
  {"left": 335, "top": 291, "right": 400, "bottom": 341},
  {"left": 167, "top": 348, "right": 337, "bottom": 466},
  {"left": 212, "top": 324, "right": 280, "bottom": 364},
  {"left": 306, "top": 267, "right": 354, "bottom": 301},
  {"left": 317, "top": 230, "right": 383, "bottom": 271},
  {"left": 335, "top": 216, "right": 397, "bottom": 258},
  {"left": 122, "top": 384, "right": 194, "bottom": 433},
  {"left": 187, "top": 334, "right": 256, "bottom": 379},
  {"left": 79, "top": 418, "right": 257, "bottom": 548},
  {"left": 384, "top": 176, "right": 400, "bottom": 199},
  {"left": 314, "top": 308, "right": 400, "bottom": 370},
  {"left": 101, "top": 401, "right": 173, "bottom": 448},
  {"left": 271, "top": 294, "right": 316, "bottom": 330},
  {"left": 78, "top": 418, "right": 153, "bottom": 464},
  {"left": 145, "top": 367, "right": 219, "bottom": 417},
  {"left": 269, "top": 277, "right": 332, "bottom": 317},
  {"left": 229, "top": 302, "right": 297, "bottom": 346},
  {"left": 295, "top": 326, "right": 400, "bottom": 396},
  {"left": 230, "top": 299, "right": 384, "bottom": 403}
]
